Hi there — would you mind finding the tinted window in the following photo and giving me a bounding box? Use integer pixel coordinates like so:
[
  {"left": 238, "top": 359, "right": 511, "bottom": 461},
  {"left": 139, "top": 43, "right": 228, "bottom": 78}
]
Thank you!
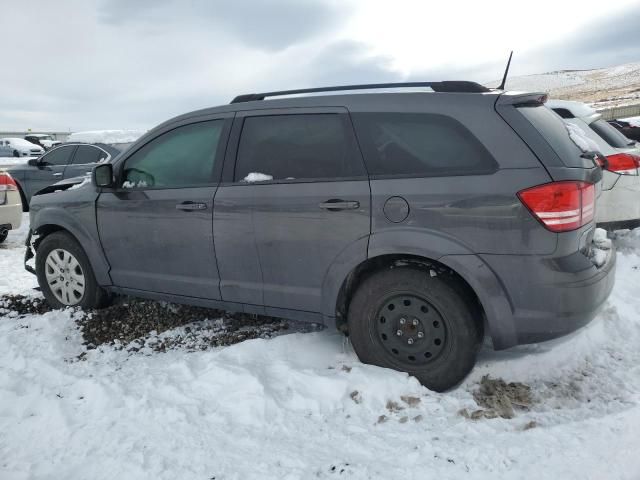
[
  {"left": 72, "top": 145, "right": 107, "bottom": 164},
  {"left": 519, "top": 106, "right": 583, "bottom": 166},
  {"left": 234, "top": 114, "right": 362, "bottom": 182},
  {"left": 40, "top": 145, "right": 75, "bottom": 166},
  {"left": 352, "top": 113, "right": 497, "bottom": 177},
  {"left": 590, "top": 119, "right": 633, "bottom": 148},
  {"left": 122, "top": 121, "right": 223, "bottom": 188}
]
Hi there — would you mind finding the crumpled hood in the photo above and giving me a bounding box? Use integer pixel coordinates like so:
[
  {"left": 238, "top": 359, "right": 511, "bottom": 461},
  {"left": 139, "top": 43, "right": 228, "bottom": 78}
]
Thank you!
[{"left": 33, "top": 175, "right": 91, "bottom": 196}]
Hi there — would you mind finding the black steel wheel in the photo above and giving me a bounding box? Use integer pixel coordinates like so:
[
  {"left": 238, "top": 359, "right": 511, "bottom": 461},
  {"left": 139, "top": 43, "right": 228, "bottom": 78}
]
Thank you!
[
  {"left": 348, "top": 267, "right": 482, "bottom": 391},
  {"left": 374, "top": 294, "right": 448, "bottom": 366}
]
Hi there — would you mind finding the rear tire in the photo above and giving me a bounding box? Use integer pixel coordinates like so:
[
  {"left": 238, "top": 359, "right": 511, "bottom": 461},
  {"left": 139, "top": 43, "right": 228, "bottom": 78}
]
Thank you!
[
  {"left": 347, "top": 267, "right": 482, "bottom": 392},
  {"left": 0, "top": 229, "right": 7, "bottom": 243},
  {"left": 13, "top": 150, "right": 19, "bottom": 158},
  {"left": 36, "top": 231, "right": 111, "bottom": 309}
]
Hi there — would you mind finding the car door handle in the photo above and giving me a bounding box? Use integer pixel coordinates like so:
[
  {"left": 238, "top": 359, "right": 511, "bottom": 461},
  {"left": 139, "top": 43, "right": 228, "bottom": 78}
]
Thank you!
[
  {"left": 176, "top": 201, "right": 208, "bottom": 211},
  {"left": 318, "top": 199, "right": 360, "bottom": 211},
  {"left": 53, "top": 172, "right": 63, "bottom": 177}
]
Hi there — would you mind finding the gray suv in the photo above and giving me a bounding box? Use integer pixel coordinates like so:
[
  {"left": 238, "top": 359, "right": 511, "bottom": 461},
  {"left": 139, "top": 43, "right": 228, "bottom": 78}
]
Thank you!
[{"left": 25, "top": 81, "right": 616, "bottom": 391}]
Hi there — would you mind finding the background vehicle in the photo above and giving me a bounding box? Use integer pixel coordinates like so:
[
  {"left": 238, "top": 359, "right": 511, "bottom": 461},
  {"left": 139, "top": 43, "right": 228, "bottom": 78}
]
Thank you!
[
  {"left": 24, "top": 134, "right": 62, "bottom": 150},
  {"left": 548, "top": 100, "right": 640, "bottom": 229},
  {"left": 0, "top": 138, "right": 44, "bottom": 157},
  {"left": 0, "top": 172, "right": 22, "bottom": 243},
  {"left": 608, "top": 119, "right": 640, "bottom": 142},
  {"left": 8, "top": 143, "right": 118, "bottom": 208},
  {"left": 26, "top": 83, "right": 615, "bottom": 391}
]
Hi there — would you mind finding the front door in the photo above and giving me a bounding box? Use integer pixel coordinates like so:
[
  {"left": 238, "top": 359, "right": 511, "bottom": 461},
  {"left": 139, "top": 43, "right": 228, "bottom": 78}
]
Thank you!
[
  {"left": 96, "top": 118, "right": 230, "bottom": 299},
  {"left": 23, "top": 144, "right": 76, "bottom": 199},
  {"left": 215, "top": 110, "right": 371, "bottom": 313}
]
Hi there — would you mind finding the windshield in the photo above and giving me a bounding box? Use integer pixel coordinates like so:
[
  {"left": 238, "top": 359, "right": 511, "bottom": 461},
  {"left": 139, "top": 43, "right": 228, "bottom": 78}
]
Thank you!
[{"left": 590, "top": 119, "right": 634, "bottom": 148}]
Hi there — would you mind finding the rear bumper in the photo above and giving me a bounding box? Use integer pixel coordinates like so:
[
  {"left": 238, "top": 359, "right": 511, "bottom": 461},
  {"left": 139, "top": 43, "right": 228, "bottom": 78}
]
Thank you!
[
  {"left": 479, "top": 244, "right": 616, "bottom": 348},
  {"left": 0, "top": 190, "right": 22, "bottom": 230},
  {"left": 441, "top": 237, "right": 616, "bottom": 350}
]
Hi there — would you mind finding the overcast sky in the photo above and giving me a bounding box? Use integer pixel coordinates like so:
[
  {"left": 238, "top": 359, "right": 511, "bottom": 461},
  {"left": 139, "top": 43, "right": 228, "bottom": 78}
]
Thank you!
[{"left": 2, "top": 0, "right": 639, "bottom": 131}]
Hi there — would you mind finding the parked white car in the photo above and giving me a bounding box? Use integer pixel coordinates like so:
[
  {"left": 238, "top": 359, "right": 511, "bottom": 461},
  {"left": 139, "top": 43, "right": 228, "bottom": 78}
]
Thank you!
[
  {"left": 24, "top": 134, "right": 62, "bottom": 150},
  {"left": 547, "top": 99, "right": 640, "bottom": 229},
  {"left": 0, "top": 138, "right": 45, "bottom": 157},
  {"left": 0, "top": 171, "right": 22, "bottom": 243}
]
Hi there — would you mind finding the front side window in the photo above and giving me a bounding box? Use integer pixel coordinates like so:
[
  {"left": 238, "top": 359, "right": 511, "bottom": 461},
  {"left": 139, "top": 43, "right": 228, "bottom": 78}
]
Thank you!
[
  {"left": 40, "top": 145, "right": 75, "bottom": 166},
  {"left": 234, "top": 114, "right": 362, "bottom": 182},
  {"left": 122, "top": 120, "right": 223, "bottom": 188},
  {"left": 352, "top": 113, "right": 498, "bottom": 177}
]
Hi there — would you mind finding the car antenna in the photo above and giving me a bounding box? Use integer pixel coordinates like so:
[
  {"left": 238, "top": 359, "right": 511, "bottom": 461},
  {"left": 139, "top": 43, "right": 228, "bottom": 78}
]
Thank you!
[{"left": 497, "top": 50, "right": 513, "bottom": 90}]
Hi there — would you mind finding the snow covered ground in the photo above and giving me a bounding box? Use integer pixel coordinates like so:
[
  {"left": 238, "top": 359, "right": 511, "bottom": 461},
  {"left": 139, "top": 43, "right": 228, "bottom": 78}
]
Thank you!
[
  {"left": 487, "top": 62, "right": 640, "bottom": 110},
  {"left": 1, "top": 215, "right": 640, "bottom": 479}
]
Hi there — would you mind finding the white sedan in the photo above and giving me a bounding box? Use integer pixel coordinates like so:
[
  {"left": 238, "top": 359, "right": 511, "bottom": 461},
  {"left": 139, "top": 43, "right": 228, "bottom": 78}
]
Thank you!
[
  {"left": 0, "top": 138, "right": 45, "bottom": 157},
  {"left": 0, "top": 171, "right": 22, "bottom": 243},
  {"left": 547, "top": 99, "right": 640, "bottom": 230}
]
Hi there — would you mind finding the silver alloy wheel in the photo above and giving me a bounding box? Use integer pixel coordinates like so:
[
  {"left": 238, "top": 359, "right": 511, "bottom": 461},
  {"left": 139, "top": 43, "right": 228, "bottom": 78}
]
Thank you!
[{"left": 44, "top": 248, "right": 86, "bottom": 306}]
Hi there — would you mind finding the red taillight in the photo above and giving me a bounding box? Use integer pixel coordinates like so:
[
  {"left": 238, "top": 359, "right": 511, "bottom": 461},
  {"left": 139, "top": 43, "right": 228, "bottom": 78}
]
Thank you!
[
  {"left": 0, "top": 172, "right": 18, "bottom": 192},
  {"left": 518, "top": 181, "right": 595, "bottom": 232},
  {"left": 605, "top": 153, "right": 640, "bottom": 175}
]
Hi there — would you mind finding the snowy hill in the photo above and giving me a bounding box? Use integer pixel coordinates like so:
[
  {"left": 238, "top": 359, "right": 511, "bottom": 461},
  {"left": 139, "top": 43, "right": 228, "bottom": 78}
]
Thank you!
[{"left": 488, "top": 62, "right": 640, "bottom": 108}]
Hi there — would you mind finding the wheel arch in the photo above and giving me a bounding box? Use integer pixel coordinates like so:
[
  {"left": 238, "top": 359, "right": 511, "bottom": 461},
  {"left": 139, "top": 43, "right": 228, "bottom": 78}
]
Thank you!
[
  {"left": 31, "top": 208, "right": 112, "bottom": 286},
  {"left": 333, "top": 253, "right": 486, "bottom": 332},
  {"left": 324, "top": 231, "right": 518, "bottom": 349}
]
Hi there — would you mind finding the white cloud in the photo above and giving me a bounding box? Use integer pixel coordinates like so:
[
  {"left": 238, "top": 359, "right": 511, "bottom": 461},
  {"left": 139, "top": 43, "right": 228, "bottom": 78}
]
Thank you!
[{"left": 1, "top": 0, "right": 638, "bottom": 131}]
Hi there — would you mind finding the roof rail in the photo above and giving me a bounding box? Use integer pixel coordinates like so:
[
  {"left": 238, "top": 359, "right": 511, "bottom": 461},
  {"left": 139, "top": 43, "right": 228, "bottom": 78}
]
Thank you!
[{"left": 230, "top": 81, "right": 490, "bottom": 104}]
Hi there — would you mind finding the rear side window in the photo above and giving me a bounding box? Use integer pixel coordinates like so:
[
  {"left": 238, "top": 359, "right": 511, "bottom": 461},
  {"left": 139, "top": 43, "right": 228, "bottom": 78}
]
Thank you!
[
  {"left": 40, "top": 145, "right": 75, "bottom": 166},
  {"left": 351, "top": 113, "right": 497, "bottom": 177},
  {"left": 590, "top": 119, "right": 632, "bottom": 148},
  {"left": 518, "top": 106, "right": 583, "bottom": 165},
  {"left": 234, "top": 114, "right": 363, "bottom": 182},
  {"left": 72, "top": 145, "right": 107, "bottom": 164}
]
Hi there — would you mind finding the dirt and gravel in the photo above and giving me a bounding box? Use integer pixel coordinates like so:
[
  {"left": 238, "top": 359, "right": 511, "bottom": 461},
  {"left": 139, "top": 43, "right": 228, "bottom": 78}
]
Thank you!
[{"left": 0, "top": 294, "right": 322, "bottom": 353}]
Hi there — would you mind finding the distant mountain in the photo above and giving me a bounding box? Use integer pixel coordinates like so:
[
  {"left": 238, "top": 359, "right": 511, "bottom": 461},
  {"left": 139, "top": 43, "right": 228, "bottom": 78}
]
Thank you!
[{"left": 487, "top": 62, "right": 640, "bottom": 108}]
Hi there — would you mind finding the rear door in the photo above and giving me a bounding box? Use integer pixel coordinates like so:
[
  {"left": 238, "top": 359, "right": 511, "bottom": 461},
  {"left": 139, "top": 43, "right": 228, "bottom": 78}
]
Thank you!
[
  {"left": 64, "top": 144, "right": 110, "bottom": 179},
  {"left": 96, "top": 117, "right": 231, "bottom": 299},
  {"left": 23, "top": 144, "right": 76, "bottom": 199},
  {"left": 215, "top": 109, "right": 370, "bottom": 314}
]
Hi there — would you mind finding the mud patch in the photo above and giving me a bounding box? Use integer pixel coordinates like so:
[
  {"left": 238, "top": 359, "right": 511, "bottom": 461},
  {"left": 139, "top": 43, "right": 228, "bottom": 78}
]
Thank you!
[{"left": 461, "top": 375, "right": 533, "bottom": 420}]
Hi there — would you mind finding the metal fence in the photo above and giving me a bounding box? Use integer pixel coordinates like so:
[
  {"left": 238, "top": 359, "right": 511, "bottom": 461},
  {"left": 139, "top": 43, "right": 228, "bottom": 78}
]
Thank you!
[{"left": 595, "top": 104, "right": 640, "bottom": 121}]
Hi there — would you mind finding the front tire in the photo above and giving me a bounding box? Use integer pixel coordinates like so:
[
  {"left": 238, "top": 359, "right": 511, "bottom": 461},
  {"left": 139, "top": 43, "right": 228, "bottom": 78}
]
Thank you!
[
  {"left": 36, "top": 231, "right": 110, "bottom": 309},
  {"left": 13, "top": 150, "right": 19, "bottom": 158},
  {"left": 347, "top": 267, "right": 482, "bottom": 392}
]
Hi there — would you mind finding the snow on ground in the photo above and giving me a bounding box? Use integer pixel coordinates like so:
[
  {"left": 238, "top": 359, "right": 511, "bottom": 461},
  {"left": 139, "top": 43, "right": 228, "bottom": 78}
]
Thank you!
[
  {"left": 0, "top": 157, "right": 34, "bottom": 168},
  {"left": 1, "top": 216, "right": 640, "bottom": 479}
]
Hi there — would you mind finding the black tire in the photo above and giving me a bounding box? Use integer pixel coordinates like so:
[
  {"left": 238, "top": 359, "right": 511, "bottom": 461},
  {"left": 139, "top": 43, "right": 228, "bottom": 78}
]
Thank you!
[
  {"left": 0, "top": 229, "right": 7, "bottom": 243},
  {"left": 36, "top": 231, "right": 111, "bottom": 309},
  {"left": 347, "top": 267, "right": 482, "bottom": 392},
  {"left": 13, "top": 150, "right": 20, "bottom": 158}
]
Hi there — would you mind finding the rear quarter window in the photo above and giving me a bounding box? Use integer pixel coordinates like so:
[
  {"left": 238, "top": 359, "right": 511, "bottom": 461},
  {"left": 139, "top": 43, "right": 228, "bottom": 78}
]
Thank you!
[
  {"left": 351, "top": 113, "right": 498, "bottom": 177},
  {"left": 517, "top": 106, "right": 585, "bottom": 167}
]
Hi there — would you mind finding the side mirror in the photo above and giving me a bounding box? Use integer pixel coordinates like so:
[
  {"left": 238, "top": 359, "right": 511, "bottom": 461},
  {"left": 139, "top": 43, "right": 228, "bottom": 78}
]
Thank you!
[
  {"left": 93, "top": 163, "right": 114, "bottom": 188},
  {"left": 27, "top": 158, "right": 39, "bottom": 167}
]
